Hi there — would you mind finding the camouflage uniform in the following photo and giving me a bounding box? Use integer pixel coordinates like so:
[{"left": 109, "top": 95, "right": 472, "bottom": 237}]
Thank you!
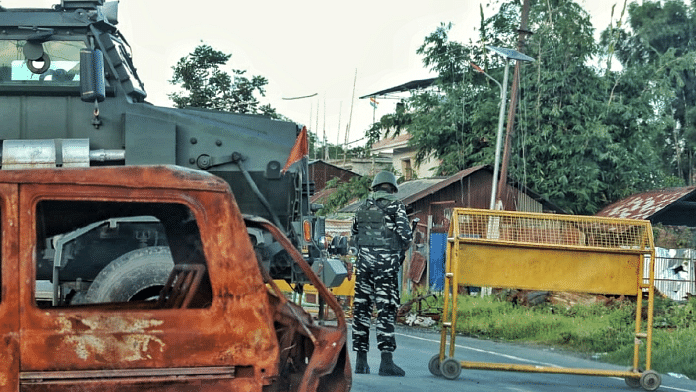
[{"left": 351, "top": 190, "right": 412, "bottom": 353}]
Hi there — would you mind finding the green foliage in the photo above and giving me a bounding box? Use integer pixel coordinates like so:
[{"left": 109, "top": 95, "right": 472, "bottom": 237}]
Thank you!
[
  {"left": 317, "top": 175, "right": 373, "bottom": 216},
  {"left": 651, "top": 295, "right": 696, "bottom": 329},
  {"left": 366, "top": 0, "right": 684, "bottom": 214},
  {"left": 446, "top": 294, "right": 696, "bottom": 378},
  {"left": 169, "top": 44, "right": 280, "bottom": 118},
  {"left": 367, "top": 102, "right": 412, "bottom": 146},
  {"left": 653, "top": 223, "right": 696, "bottom": 249},
  {"left": 605, "top": 297, "right": 696, "bottom": 378},
  {"left": 605, "top": 0, "right": 696, "bottom": 186},
  {"left": 452, "top": 295, "right": 634, "bottom": 353}
]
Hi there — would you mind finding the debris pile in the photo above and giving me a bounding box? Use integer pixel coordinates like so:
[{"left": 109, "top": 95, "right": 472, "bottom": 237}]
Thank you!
[{"left": 397, "top": 293, "right": 441, "bottom": 327}]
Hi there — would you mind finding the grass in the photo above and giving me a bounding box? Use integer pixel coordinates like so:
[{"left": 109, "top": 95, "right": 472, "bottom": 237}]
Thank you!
[{"left": 409, "top": 292, "right": 696, "bottom": 379}]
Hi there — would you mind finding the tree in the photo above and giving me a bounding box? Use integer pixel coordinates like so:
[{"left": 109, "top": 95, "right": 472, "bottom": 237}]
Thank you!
[
  {"left": 169, "top": 44, "right": 280, "bottom": 118},
  {"left": 317, "top": 175, "right": 373, "bottom": 216},
  {"left": 369, "top": 0, "right": 668, "bottom": 214},
  {"left": 602, "top": 0, "right": 696, "bottom": 185},
  {"left": 507, "top": 0, "right": 665, "bottom": 213}
]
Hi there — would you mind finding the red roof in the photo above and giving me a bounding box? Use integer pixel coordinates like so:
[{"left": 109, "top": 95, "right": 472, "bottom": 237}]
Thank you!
[{"left": 596, "top": 186, "right": 696, "bottom": 220}]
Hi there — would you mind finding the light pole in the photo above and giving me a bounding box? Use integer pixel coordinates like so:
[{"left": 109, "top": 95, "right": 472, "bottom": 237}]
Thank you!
[{"left": 485, "top": 45, "right": 534, "bottom": 210}]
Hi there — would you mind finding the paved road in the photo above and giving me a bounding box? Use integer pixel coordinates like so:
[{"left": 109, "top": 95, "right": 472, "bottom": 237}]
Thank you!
[{"left": 347, "top": 325, "right": 696, "bottom": 392}]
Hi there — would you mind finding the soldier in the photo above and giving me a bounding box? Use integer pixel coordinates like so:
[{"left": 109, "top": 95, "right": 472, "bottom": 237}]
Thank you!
[{"left": 351, "top": 171, "right": 413, "bottom": 376}]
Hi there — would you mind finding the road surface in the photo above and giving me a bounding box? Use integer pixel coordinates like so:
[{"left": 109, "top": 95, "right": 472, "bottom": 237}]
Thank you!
[{"left": 347, "top": 325, "right": 696, "bottom": 392}]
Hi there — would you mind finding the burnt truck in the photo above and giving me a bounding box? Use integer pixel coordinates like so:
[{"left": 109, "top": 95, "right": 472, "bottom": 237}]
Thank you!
[
  {"left": 0, "top": 165, "right": 351, "bottom": 391},
  {"left": 0, "top": 0, "right": 347, "bottom": 305}
]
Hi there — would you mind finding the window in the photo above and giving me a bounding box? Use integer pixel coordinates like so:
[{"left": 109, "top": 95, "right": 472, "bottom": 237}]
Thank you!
[
  {"left": 0, "top": 40, "right": 85, "bottom": 85},
  {"left": 401, "top": 158, "right": 413, "bottom": 181},
  {"left": 35, "top": 200, "right": 212, "bottom": 309}
]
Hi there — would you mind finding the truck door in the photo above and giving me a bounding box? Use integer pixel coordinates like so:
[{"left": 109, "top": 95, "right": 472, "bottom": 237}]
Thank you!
[
  {"left": 0, "top": 184, "right": 19, "bottom": 392},
  {"left": 18, "top": 183, "right": 278, "bottom": 392}
]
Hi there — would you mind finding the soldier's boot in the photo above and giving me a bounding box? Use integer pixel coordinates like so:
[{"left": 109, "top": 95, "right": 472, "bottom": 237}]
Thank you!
[
  {"left": 378, "top": 351, "right": 405, "bottom": 377},
  {"left": 355, "top": 351, "right": 370, "bottom": 374}
]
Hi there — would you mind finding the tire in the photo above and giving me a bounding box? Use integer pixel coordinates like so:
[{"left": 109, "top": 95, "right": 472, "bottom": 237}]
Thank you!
[
  {"left": 428, "top": 354, "right": 443, "bottom": 377},
  {"left": 625, "top": 368, "right": 642, "bottom": 389},
  {"left": 440, "top": 358, "right": 461, "bottom": 380},
  {"left": 625, "top": 376, "right": 641, "bottom": 388},
  {"left": 81, "top": 246, "right": 174, "bottom": 304},
  {"left": 639, "top": 370, "right": 661, "bottom": 391}
]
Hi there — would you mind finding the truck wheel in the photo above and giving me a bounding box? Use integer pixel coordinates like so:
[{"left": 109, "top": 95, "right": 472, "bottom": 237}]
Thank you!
[{"left": 82, "top": 246, "right": 174, "bottom": 304}]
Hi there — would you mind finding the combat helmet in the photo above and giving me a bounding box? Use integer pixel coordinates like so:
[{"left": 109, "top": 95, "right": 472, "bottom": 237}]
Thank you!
[{"left": 371, "top": 171, "right": 398, "bottom": 193}]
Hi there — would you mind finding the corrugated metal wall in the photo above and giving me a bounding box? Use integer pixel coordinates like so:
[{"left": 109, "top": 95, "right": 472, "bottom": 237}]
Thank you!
[
  {"left": 644, "top": 248, "right": 696, "bottom": 301},
  {"left": 516, "top": 189, "right": 543, "bottom": 213}
]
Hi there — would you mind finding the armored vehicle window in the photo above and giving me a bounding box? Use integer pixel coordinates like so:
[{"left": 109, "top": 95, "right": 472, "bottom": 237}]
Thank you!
[
  {"left": 0, "top": 40, "right": 84, "bottom": 85},
  {"left": 34, "top": 200, "right": 212, "bottom": 309}
]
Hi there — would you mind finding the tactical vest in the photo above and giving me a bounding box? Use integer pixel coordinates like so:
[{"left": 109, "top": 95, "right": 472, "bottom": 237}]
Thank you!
[{"left": 354, "top": 198, "right": 399, "bottom": 248}]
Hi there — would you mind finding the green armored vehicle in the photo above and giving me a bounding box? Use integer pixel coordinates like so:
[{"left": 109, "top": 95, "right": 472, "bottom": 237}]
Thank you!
[{"left": 0, "top": 0, "right": 345, "bottom": 305}]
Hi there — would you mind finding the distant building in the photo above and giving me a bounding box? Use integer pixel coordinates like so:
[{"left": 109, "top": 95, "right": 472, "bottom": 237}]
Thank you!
[
  {"left": 322, "top": 155, "right": 392, "bottom": 177},
  {"left": 369, "top": 133, "right": 439, "bottom": 180},
  {"left": 340, "top": 165, "right": 565, "bottom": 231}
]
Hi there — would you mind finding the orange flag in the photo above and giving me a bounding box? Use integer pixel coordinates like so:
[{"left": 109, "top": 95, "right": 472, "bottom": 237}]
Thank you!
[{"left": 282, "top": 126, "right": 309, "bottom": 173}]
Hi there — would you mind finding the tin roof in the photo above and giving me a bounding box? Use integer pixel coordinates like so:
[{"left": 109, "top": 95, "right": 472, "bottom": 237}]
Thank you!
[
  {"left": 338, "top": 165, "right": 564, "bottom": 213},
  {"left": 370, "top": 134, "right": 412, "bottom": 151},
  {"left": 359, "top": 77, "right": 437, "bottom": 99},
  {"left": 400, "top": 166, "right": 486, "bottom": 205},
  {"left": 596, "top": 186, "right": 696, "bottom": 220},
  {"left": 308, "top": 159, "right": 360, "bottom": 176}
]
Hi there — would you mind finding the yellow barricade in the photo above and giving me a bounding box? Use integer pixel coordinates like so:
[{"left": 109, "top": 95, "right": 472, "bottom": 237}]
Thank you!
[
  {"left": 431, "top": 208, "right": 661, "bottom": 391},
  {"left": 274, "top": 278, "right": 355, "bottom": 299}
]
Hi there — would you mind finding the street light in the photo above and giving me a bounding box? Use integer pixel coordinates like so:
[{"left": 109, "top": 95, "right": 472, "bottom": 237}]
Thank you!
[{"left": 485, "top": 45, "right": 534, "bottom": 210}]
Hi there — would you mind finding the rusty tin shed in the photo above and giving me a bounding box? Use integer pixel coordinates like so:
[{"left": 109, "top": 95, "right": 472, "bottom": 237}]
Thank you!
[
  {"left": 341, "top": 165, "right": 564, "bottom": 231},
  {"left": 596, "top": 186, "right": 696, "bottom": 227}
]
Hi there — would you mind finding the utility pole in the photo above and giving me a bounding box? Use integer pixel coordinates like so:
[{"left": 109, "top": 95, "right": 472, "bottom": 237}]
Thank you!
[
  {"left": 344, "top": 69, "right": 357, "bottom": 165},
  {"left": 496, "top": 0, "right": 533, "bottom": 208},
  {"left": 323, "top": 98, "right": 328, "bottom": 161}
]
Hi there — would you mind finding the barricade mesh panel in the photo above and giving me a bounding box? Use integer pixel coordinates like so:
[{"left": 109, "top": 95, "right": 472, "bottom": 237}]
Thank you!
[{"left": 455, "top": 209, "right": 650, "bottom": 250}]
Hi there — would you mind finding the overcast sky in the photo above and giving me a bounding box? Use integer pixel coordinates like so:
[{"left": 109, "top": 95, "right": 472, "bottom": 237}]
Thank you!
[{"left": 4, "top": 0, "right": 625, "bottom": 147}]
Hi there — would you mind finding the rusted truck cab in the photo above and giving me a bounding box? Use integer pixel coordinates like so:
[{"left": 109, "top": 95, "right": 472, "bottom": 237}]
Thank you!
[{"left": 0, "top": 165, "right": 350, "bottom": 392}]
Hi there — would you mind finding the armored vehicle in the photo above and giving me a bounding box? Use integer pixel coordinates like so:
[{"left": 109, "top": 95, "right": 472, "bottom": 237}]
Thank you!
[{"left": 0, "top": 0, "right": 346, "bottom": 305}]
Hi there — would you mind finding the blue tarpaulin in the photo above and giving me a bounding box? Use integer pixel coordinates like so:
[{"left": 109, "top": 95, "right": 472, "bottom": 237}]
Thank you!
[{"left": 429, "top": 232, "right": 447, "bottom": 290}]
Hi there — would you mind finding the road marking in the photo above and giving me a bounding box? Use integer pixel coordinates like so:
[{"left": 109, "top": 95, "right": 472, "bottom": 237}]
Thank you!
[
  {"left": 396, "top": 332, "right": 696, "bottom": 391},
  {"left": 662, "top": 386, "right": 696, "bottom": 392},
  {"left": 397, "top": 333, "right": 561, "bottom": 367}
]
